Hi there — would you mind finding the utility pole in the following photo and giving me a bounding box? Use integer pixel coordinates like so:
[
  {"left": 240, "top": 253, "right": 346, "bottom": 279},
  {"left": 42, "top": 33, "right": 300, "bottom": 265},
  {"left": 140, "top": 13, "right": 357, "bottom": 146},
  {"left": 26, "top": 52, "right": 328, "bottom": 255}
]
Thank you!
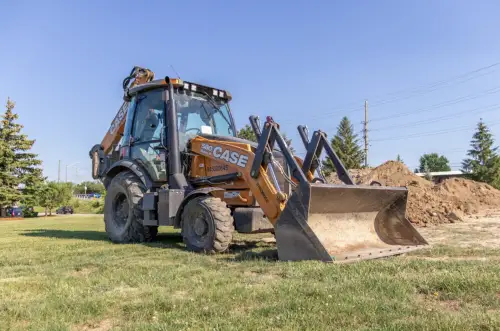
[
  {"left": 58, "top": 160, "right": 61, "bottom": 183},
  {"left": 363, "top": 100, "right": 368, "bottom": 167}
]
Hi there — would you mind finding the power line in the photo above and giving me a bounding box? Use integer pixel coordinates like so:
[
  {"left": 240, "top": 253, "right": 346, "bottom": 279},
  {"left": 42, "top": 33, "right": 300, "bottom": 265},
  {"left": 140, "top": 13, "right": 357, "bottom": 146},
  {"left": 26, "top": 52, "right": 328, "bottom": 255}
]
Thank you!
[
  {"left": 369, "top": 104, "right": 499, "bottom": 132},
  {"left": 313, "top": 87, "right": 500, "bottom": 135},
  {"left": 371, "top": 120, "right": 500, "bottom": 142},
  {"left": 370, "top": 86, "right": 500, "bottom": 123},
  {"left": 281, "top": 61, "right": 500, "bottom": 123},
  {"left": 364, "top": 66, "right": 498, "bottom": 108}
]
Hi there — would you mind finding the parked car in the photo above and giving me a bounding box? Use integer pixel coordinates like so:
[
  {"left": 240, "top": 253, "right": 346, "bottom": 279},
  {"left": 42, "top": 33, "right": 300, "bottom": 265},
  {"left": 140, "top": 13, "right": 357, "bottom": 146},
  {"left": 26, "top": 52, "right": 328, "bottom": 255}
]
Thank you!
[
  {"left": 6, "top": 207, "right": 23, "bottom": 217},
  {"left": 56, "top": 206, "right": 74, "bottom": 214}
]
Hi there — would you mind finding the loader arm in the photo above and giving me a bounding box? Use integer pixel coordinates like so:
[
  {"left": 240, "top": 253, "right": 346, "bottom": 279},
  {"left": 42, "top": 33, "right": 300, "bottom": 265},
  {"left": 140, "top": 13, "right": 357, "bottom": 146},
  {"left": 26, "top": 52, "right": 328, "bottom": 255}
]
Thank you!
[{"left": 190, "top": 136, "right": 287, "bottom": 223}]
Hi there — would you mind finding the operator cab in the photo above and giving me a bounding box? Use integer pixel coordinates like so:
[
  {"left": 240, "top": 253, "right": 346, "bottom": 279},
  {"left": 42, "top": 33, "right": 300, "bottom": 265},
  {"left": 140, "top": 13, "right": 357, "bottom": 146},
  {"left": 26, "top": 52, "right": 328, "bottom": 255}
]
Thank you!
[
  {"left": 174, "top": 84, "right": 236, "bottom": 151},
  {"left": 121, "top": 78, "right": 236, "bottom": 184}
]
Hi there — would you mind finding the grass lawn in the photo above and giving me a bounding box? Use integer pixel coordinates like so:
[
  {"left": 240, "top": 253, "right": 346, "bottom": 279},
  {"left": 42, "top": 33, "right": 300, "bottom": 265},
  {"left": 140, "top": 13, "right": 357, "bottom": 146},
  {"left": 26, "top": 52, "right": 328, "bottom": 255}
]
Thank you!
[{"left": 0, "top": 215, "right": 499, "bottom": 331}]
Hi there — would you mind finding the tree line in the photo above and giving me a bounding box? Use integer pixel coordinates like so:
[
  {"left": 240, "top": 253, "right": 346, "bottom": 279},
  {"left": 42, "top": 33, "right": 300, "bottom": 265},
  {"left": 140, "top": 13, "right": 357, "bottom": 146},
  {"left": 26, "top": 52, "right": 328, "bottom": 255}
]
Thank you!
[
  {"left": 237, "top": 116, "right": 500, "bottom": 189},
  {"left": 0, "top": 98, "right": 105, "bottom": 216}
]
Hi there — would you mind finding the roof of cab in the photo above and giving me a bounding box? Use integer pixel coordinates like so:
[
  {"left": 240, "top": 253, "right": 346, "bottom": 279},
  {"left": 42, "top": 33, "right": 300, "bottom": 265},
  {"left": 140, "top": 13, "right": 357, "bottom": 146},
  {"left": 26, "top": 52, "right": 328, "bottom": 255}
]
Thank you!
[{"left": 126, "top": 78, "right": 231, "bottom": 101}]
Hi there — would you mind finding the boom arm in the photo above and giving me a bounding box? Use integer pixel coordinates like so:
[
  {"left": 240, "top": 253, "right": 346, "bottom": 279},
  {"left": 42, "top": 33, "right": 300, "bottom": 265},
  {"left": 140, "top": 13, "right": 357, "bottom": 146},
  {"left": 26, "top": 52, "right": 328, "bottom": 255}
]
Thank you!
[{"left": 100, "top": 66, "right": 155, "bottom": 154}]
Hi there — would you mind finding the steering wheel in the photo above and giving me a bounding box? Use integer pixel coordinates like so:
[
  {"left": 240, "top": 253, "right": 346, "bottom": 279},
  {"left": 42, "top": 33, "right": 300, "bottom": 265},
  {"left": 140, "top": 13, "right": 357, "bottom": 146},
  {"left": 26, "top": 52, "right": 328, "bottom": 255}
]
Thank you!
[{"left": 184, "top": 128, "right": 201, "bottom": 135}]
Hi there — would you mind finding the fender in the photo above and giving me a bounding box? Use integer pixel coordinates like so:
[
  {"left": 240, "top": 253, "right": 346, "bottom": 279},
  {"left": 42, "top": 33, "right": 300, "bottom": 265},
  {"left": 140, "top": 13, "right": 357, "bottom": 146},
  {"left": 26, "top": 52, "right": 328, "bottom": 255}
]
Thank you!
[
  {"left": 105, "top": 159, "right": 155, "bottom": 190},
  {"left": 173, "top": 187, "right": 225, "bottom": 228},
  {"left": 89, "top": 144, "right": 108, "bottom": 180}
]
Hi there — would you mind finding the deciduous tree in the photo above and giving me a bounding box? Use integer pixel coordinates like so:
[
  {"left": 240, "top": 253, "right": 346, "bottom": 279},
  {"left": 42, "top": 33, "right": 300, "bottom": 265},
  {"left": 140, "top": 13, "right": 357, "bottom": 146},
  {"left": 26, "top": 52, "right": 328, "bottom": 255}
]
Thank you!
[
  {"left": 237, "top": 124, "right": 257, "bottom": 142},
  {"left": 418, "top": 153, "right": 451, "bottom": 172},
  {"left": 237, "top": 124, "right": 295, "bottom": 154}
]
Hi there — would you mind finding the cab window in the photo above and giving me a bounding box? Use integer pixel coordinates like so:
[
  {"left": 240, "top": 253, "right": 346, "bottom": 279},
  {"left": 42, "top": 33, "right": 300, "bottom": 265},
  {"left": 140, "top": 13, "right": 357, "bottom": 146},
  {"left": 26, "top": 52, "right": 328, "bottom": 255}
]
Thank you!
[{"left": 132, "top": 89, "right": 165, "bottom": 143}]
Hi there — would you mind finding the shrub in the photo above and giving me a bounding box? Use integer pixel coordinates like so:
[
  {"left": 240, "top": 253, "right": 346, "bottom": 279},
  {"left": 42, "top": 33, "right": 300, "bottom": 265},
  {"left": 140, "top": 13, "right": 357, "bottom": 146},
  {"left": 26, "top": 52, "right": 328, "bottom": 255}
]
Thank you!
[{"left": 23, "top": 207, "right": 38, "bottom": 218}]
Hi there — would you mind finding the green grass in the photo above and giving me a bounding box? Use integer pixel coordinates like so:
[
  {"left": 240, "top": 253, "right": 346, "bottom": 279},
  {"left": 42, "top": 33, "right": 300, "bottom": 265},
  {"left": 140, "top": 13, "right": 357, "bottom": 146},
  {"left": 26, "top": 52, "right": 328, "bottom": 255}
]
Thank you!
[{"left": 1, "top": 216, "right": 499, "bottom": 331}]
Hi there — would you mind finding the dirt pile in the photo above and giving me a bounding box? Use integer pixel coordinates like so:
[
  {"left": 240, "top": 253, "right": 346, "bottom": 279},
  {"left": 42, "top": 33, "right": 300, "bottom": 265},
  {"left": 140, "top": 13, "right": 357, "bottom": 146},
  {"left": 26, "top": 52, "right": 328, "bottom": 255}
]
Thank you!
[
  {"left": 436, "top": 178, "right": 500, "bottom": 213},
  {"left": 357, "top": 161, "right": 442, "bottom": 225},
  {"left": 346, "top": 161, "right": 500, "bottom": 226},
  {"left": 327, "top": 168, "right": 373, "bottom": 184},
  {"left": 357, "top": 161, "right": 431, "bottom": 188}
]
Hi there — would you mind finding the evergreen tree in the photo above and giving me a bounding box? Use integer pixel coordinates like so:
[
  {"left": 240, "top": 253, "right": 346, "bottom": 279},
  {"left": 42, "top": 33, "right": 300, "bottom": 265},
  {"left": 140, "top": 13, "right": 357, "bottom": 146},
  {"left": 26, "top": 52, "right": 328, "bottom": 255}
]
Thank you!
[
  {"left": 322, "top": 116, "right": 364, "bottom": 175},
  {"left": 281, "top": 132, "right": 296, "bottom": 155},
  {"left": 396, "top": 154, "right": 404, "bottom": 164},
  {"left": 462, "top": 119, "right": 500, "bottom": 188},
  {"left": 0, "top": 98, "right": 44, "bottom": 211}
]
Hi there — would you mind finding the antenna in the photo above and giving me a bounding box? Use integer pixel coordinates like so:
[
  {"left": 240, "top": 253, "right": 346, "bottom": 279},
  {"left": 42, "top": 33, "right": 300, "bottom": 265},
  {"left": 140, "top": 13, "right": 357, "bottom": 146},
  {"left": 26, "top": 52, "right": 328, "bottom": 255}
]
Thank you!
[{"left": 170, "top": 64, "right": 181, "bottom": 79}]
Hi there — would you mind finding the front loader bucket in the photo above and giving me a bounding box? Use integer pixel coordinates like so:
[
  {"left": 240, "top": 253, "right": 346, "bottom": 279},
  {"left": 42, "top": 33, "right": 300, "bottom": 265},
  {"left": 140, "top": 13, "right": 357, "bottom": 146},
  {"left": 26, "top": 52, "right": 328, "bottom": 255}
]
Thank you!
[{"left": 274, "top": 183, "right": 428, "bottom": 262}]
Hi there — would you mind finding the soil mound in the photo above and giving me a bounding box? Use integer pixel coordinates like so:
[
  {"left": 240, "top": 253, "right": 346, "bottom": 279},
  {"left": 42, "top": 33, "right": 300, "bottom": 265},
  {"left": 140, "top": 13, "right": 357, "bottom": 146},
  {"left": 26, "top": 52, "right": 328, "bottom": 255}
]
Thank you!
[
  {"left": 436, "top": 178, "right": 500, "bottom": 212},
  {"left": 327, "top": 168, "right": 373, "bottom": 184},
  {"left": 357, "top": 161, "right": 431, "bottom": 188},
  {"left": 335, "top": 161, "right": 500, "bottom": 226}
]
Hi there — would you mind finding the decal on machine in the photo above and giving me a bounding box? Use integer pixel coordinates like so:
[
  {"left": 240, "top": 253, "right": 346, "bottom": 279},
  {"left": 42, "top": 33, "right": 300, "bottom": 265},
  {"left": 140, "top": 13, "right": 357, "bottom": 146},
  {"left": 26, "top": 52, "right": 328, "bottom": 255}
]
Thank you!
[
  {"left": 207, "top": 164, "right": 229, "bottom": 172},
  {"left": 108, "top": 102, "right": 128, "bottom": 135},
  {"left": 200, "top": 143, "right": 213, "bottom": 154},
  {"left": 200, "top": 144, "right": 249, "bottom": 168}
]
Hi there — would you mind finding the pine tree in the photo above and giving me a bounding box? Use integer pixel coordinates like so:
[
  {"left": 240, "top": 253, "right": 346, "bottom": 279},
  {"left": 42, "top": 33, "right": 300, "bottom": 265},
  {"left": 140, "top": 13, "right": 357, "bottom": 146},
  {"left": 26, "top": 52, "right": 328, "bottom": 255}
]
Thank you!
[
  {"left": 0, "top": 98, "right": 44, "bottom": 211},
  {"left": 462, "top": 119, "right": 500, "bottom": 188},
  {"left": 281, "top": 132, "right": 296, "bottom": 155},
  {"left": 322, "top": 116, "right": 364, "bottom": 175},
  {"left": 396, "top": 154, "right": 404, "bottom": 163}
]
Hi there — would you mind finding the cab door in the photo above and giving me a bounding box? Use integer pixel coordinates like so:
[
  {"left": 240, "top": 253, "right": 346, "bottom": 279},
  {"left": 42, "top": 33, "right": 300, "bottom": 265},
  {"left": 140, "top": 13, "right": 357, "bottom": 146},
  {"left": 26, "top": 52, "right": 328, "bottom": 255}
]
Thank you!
[{"left": 129, "top": 89, "right": 167, "bottom": 183}]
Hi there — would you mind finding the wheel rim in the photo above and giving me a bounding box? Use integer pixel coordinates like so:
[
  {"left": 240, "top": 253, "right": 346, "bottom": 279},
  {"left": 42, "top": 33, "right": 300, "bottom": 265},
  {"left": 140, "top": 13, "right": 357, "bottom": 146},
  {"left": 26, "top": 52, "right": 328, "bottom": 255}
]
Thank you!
[
  {"left": 184, "top": 202, "right": 214, "bottom": 248},
  {"left": 113, "top": 192, "right": 129, "bottom": 228},
  {"left": 194, "top": 217, "right": 209, "bottom": 236}
]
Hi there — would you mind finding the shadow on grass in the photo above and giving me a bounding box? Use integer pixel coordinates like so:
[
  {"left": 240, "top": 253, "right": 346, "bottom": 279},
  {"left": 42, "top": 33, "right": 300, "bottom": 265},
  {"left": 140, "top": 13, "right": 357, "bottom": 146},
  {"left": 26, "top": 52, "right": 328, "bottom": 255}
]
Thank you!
[
  {"left": 20, "top": 229, "right": 279, "bottom": 261},
  {"left": 21, "top": 229, "right": 184, "bottom": 249},
  {"left": 225, "top": 240, "right": 278, "bottom": 262},
  {"left": 22, "top": 229, "right": 109, "bottom": 241},
  {"left": 232, "top": 249, "right": 279, "bottom": 262}
]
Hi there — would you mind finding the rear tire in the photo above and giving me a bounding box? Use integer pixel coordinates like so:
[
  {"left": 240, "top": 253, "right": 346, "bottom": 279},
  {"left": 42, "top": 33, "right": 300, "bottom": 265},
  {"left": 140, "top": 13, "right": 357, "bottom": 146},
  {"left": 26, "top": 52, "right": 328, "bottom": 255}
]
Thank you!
[
  {"left": 104, "top": 171, "right": 158, "bottom": 243},
  {"left": 181, "top": 196, "right": 234, "bottom": 253}
]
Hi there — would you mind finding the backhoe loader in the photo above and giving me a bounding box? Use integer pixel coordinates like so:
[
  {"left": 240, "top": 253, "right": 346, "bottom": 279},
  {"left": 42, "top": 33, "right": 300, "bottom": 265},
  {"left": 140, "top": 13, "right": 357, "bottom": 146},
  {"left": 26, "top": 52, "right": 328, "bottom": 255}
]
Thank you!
[{"left": 89, "top": 66, "right": 428, "bottom": 262}]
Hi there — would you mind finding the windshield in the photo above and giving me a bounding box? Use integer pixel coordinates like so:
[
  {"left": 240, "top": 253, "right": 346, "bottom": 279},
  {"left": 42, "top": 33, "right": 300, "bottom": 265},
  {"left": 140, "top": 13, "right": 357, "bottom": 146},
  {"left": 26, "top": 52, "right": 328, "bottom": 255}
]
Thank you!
[{"left": 174, "top": 90, "right": 236, "bottom": 140}]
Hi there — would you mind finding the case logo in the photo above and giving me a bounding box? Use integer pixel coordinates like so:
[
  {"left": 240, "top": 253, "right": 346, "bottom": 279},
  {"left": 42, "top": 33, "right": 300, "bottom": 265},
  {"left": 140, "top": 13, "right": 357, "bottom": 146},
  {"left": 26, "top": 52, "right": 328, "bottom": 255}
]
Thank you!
[{"left": 200, "top": 143, "right": 248, "bottom": 168}]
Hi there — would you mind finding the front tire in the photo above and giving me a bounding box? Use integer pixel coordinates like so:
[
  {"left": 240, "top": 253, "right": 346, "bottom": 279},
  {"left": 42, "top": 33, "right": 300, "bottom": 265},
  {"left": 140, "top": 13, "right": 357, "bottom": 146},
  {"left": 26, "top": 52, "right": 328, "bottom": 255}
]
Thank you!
[
  {"left": 181, "top": 196, "right": 234, "bottom": 253},
  {"left": 104, "top": 171, "right": 158, "bottom": 243}
]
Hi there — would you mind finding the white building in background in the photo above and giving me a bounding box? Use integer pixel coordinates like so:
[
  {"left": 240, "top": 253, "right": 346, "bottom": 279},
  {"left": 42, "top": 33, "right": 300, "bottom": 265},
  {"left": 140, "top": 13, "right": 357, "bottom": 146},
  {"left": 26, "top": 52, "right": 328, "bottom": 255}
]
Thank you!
[{"left": 414, "top": 170, "right": 466, "bottom": 183}]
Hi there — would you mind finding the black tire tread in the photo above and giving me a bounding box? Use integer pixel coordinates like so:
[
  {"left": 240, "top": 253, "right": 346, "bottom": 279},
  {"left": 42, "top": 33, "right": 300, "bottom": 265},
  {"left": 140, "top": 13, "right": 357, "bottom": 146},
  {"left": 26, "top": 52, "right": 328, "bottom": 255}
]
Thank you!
[
  {"left": 104, "top": 171, "right": 158, "bottom": 243},
  {"left": 181, "top": 196, "right": 234, "bottom": 253}
]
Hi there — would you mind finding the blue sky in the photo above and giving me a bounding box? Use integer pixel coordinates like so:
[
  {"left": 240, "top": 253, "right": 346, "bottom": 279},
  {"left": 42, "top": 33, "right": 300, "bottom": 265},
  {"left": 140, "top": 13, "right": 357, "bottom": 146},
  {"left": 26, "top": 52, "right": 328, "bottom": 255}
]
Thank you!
[{"left": 2, "top": 0, "right": 500, "bottom": 182}]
